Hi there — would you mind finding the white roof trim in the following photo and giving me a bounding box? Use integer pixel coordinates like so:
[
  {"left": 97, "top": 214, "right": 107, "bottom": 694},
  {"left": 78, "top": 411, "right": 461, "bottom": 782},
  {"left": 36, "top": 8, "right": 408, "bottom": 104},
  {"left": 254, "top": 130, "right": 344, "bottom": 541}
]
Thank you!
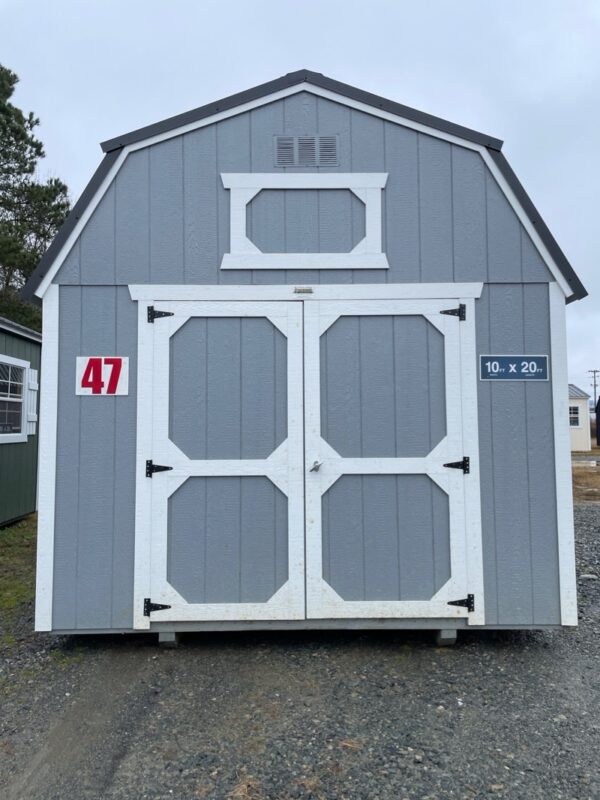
[{"left": 34, "top": 82, "right": 571, "bottom": 299}]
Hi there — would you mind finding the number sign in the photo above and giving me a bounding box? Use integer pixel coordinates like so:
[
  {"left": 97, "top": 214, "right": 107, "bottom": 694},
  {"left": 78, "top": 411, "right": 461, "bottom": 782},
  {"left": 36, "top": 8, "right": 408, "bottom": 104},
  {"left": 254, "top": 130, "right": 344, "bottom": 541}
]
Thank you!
[
  {"left": 76, "top": 357, "right": 129, "bottom": 395},
  {"left": 480, "top": 355, "right": 548, "bottom": 381}
]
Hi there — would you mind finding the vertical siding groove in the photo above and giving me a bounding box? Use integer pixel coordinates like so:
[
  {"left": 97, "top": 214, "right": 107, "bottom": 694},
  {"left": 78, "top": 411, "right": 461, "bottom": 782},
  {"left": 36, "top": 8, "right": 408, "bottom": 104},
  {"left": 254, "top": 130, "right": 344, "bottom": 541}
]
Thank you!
[
  {"left": 75, "top": 286, "right": 83, "bottom": 627},
  {"left": 523, "top": 286, "right": 537, "bottom": 621},
  {"left": 450, "top": 146, "right": 455, "bottom": 282},
  {"left": 416, "top": 134, "right": 422, "bottom": 281}
]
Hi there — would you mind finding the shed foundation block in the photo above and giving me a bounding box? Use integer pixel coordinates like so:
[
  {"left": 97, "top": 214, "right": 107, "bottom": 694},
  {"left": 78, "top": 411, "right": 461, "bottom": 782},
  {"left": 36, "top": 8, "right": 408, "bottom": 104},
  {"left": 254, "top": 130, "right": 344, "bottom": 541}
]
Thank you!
[
  {"left": 435, "top": 629, "right": 457, "bottom": 646},
  {"left": 158, "top": 631, "right": 180, "bottom": 648}
]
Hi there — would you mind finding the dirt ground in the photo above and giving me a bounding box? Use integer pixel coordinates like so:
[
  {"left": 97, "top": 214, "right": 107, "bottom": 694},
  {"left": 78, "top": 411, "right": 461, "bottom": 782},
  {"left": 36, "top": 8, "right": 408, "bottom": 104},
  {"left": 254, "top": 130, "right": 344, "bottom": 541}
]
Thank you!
[
  {"left": 572, "top": 460, "right": 600, "bottom": 502},
  {"left": 1, "top": 504, "right": 599, "bottom": 800}
]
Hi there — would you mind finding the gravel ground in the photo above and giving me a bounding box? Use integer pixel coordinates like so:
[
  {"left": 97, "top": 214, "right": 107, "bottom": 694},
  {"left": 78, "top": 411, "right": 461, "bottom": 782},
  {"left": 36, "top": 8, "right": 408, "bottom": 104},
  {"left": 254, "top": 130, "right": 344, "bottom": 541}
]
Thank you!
[{"left": 1, "top": 504, "right": 599, "bottom": 800}]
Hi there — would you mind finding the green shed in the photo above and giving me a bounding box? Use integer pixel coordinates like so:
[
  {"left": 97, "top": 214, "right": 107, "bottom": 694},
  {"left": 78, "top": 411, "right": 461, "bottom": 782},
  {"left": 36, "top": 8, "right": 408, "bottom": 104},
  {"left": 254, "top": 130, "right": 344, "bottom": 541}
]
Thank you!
[{"left": 0, "top": 316, "right": 41, "bottom": 526}]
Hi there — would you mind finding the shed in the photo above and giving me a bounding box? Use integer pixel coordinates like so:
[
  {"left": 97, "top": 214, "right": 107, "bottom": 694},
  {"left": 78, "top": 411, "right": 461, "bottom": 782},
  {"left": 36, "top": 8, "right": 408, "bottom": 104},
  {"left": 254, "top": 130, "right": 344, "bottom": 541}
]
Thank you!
[
  {"left": 23, "top": 71, "right": 587, "bottom": 641},
  {"left": 568, "top": 384, "right": 591, "bottom": 452},
  {"left": 0, "top": 316, "right": 40, "bottom": 526}
]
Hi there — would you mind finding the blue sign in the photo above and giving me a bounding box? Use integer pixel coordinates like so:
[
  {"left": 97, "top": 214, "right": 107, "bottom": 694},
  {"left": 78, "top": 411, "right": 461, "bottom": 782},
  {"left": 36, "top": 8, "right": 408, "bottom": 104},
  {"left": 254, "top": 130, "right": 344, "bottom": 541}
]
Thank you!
[{"left": 480, "top": 355, "right": 548, "bottom": 381}]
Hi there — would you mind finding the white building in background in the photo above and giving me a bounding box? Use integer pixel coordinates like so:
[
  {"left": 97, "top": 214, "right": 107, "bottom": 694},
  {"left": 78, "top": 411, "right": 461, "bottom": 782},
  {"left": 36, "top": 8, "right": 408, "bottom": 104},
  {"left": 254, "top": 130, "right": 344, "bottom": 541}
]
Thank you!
[{"left": 569, "top": 384, "right": 591, "bottom": 452}]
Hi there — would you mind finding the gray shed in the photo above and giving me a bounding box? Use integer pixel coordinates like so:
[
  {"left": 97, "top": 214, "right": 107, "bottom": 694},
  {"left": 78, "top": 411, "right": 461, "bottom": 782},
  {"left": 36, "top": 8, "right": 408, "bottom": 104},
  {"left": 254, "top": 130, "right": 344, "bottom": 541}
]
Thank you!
[{"left": 23, "top": 71, "right": 586, "bottom": 641}]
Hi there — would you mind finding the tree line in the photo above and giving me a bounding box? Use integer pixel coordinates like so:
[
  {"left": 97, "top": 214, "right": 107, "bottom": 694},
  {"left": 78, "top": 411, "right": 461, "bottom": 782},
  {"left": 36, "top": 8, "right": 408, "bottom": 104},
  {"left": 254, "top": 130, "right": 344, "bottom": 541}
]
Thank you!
[{"left": 0, "top": 64, "right": 70, "bottom": 330}]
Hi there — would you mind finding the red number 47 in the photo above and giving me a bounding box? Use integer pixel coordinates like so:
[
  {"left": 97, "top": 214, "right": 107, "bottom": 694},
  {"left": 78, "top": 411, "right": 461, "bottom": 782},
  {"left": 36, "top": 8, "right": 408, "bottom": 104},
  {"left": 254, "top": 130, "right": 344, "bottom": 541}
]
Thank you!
[{"left": 81, "top": 357, "right": 122, "bottom": 394}]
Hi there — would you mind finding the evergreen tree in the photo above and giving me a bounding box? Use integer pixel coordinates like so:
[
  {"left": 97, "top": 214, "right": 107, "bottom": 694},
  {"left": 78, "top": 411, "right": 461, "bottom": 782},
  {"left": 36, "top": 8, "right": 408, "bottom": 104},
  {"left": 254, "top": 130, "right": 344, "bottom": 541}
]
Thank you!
[{"left": 0, "top": 65, "right": 70, "bottom": 330}]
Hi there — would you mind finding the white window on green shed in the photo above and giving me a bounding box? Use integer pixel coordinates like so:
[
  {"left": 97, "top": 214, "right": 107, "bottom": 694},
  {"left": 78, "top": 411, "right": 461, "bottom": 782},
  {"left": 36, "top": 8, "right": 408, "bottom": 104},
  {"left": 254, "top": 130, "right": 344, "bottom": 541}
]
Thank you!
[
  {"left": 0, "top": 356, "right": 38, "bottom": 444},
  {"left": 569, "top": 405, "right": 580, "bottom": 427}
]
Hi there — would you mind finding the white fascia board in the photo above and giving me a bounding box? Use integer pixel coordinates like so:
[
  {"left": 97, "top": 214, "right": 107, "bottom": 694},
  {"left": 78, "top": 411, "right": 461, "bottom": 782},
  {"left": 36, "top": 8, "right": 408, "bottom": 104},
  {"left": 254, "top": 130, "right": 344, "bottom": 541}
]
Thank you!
[
  {"left": 34, "top": 79, "right": 569, "bottom": 298},
  {"left": 128, "top": 283, "right": 484, "bottom": 302},
  {"left": 34, "top": 284, "right": 59, "bottom": 631},
  {"left": 549, "top": 282, "right": 578, "bottom": 626}
]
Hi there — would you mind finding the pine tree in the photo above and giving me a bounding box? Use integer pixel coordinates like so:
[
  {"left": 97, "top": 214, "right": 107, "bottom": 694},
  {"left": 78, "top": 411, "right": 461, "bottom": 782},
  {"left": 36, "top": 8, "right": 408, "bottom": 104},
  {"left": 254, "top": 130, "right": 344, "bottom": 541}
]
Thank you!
[{"left": 0, "top": 65, "right": 70, "bottom": 330}]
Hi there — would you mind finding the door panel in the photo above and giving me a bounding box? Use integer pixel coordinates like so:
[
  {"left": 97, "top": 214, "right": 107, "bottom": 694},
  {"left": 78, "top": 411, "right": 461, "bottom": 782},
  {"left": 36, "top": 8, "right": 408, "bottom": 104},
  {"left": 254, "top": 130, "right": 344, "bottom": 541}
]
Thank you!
[
  {"left": 134, "top": 294, "right": 483, "bottom": 628},
  {"left": 169, "top": 317, "right": 288, "bottom": 460},
  {"left": 305, "top": 299, "right": 484, "bottom": 624},
  {"left": 133, "top": 300, "right": 304, "bottom": 628},
  {"left": 320, "top": 314, "right": 446, "bottom": 457},
  {"left": 322, "top": 474, "right": 450, "bottom": 602}
]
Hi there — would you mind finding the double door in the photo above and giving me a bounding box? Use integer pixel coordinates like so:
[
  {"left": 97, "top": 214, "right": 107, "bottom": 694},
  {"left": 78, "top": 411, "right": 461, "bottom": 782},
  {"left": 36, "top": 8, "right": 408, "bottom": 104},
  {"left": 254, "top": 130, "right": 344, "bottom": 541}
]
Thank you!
[{"left": 133, "top": 296, "right": 483, "bottom": 628}]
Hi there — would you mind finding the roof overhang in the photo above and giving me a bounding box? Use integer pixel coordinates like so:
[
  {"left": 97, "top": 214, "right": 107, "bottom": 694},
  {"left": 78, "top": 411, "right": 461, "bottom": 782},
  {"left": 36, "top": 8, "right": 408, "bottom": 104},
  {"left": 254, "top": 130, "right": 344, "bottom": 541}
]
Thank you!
[
  {"left": 0, "top": 315, "right": 42, "bottom": 343},
  {"left": 22, "top": 69, "right": 587, "bottom": 303}
]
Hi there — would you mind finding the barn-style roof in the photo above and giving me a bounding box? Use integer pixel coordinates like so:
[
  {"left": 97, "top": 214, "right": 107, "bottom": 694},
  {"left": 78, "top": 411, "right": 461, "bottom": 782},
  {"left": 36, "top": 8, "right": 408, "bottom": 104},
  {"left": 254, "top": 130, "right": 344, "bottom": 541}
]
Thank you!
[{"left": 22, "top": 70, "right": 587, "bottom": 302}]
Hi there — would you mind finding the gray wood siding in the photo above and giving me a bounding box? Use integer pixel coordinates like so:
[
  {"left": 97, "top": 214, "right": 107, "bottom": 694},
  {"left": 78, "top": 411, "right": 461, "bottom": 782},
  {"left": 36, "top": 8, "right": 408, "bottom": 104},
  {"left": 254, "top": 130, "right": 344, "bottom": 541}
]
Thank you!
[
  {"left": 167, "top": 476, "right": 288, "bottom": 604},
  {"left": 53, "top": 287, "right": 136, "bottom": 629},
  {"left": 0, "top": 332, "right": 40, "bottom": 526},
  {"left": 323, "top": 474, "right": 450, "bottom": 601},
  {"left": 247, "top": 189, "right": 365, "bottom": 253},
  {"left": 476, "top": 283, "right": 559, "bottom": 625},
  {"left": 320, "top": 315, "right": 446, "bottom": 458},
  {"left": 170, "top": 317, "right": 287, "bottom": 460},
  {"left": 54, "top": 93, "right": 552, "bottom": 288}
]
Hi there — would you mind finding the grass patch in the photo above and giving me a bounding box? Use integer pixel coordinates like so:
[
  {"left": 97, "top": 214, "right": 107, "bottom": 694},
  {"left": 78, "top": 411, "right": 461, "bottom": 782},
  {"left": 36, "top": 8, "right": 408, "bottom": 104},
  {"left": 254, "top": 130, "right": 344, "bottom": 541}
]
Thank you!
[
  {"left": 573, "top": 466, "right": 600, "bottom": 502},
  {"left": 0, "top": 515, "right": 36, "bottom": 615},
  {"left": 48, "top": 648, "right": 85, "bottom": 667}
]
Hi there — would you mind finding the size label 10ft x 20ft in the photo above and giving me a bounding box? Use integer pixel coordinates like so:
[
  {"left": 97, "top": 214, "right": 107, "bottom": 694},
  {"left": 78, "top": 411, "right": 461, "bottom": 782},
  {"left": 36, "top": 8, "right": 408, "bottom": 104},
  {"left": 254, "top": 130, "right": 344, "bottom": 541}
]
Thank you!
[{"left": 479, "top": 355, "right": 548, "bottom": 381}]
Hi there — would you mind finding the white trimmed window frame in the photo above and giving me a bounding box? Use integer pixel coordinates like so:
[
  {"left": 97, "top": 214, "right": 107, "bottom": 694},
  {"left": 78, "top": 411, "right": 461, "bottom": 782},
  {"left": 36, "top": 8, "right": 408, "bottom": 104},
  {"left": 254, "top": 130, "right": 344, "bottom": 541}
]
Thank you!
[
  {"left": 220, "top": 172, "right": 389, "bottom": 270},
  {"left": 0, "top": 353, "right": 38, "bottom": 444},
  {"left": 569, "top": 405, "right": 581, "bottom": 428}
]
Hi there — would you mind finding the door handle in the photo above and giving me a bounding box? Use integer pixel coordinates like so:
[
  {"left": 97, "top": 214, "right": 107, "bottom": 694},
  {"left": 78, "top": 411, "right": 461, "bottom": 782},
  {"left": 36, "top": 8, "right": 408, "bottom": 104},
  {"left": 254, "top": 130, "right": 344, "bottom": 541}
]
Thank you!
[{"left": 309, "top": 460, "right": 322, "bottom": 472}]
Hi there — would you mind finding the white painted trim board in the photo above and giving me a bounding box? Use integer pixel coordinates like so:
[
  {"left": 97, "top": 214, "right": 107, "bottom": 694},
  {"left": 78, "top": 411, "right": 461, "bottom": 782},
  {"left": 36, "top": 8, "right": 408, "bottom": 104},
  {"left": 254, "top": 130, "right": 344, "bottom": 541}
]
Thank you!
[
  {"left": 34, "top": 284, "right": 59, "bottom": 631},
  {"left": 549, "top": 282, "right": 578, "bottom": 626}
]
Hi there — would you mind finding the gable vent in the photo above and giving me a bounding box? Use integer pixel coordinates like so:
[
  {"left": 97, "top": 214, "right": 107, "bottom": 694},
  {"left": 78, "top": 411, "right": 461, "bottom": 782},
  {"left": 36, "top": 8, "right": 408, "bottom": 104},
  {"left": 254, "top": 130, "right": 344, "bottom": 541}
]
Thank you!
[
  {"left": 274, "top": 135, "right": 338, "bottom": 167},
  {"left": 319, "top": 136, "right": 338, "bottom": 165},
  {"left": 275, "top": 136, "right": 295, "bottom": 166}
]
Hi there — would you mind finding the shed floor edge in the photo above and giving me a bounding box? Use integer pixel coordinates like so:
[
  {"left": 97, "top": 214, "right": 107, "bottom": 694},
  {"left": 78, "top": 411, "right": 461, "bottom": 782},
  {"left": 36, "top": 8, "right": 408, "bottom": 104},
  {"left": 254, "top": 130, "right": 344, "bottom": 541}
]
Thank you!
[{"left": 45, "top": 620, "right": 567, "bottom": 635}]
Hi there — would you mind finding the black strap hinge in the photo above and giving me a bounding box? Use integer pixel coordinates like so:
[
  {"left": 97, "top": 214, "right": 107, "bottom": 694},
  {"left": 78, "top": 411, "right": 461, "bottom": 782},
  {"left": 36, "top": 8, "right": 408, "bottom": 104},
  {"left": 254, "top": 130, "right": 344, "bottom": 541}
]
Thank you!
[
  {"left": 147, "top": 305, "right": 174, "bottom": 323},
  {"left": 443, "top": 456, "right": 470, "bottom": 474},
  {"left": 146, "top": 460, "right": 173, "bottom": 478},
  {"left": 448, "top": 594, "right": 475, "bottom": 613},
  {"left": 143, "top": 598, "right": 172, "bottom": 616},
  {"left": 440, "top": 303, "right": 466, "bottom": 321}
]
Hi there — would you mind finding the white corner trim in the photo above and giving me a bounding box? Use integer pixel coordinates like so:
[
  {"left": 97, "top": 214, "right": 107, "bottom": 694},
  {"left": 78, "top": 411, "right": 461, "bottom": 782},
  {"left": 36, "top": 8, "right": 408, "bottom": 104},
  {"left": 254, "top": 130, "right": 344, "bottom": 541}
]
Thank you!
[
  {"left": 221, "top": 172, "right": 388, "bottom": 271},
  {"left": 34, "top": 283, "right": 59, "bottom": 631},
  {"left": 32, "top": 78, "right": 573, "bottom": 297},
  {"left": 549, "top": 282, "right": 578, "bottom": 626},
  {"left": 128, "top": 282, "right": 484, "bottom": 302}
]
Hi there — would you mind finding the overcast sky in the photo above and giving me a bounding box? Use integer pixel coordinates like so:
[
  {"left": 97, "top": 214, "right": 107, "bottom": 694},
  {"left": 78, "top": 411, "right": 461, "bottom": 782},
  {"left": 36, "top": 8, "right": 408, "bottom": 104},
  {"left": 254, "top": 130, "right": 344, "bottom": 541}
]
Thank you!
[{"left": 2, "top": 0, "right": 598, "bottom": 396}]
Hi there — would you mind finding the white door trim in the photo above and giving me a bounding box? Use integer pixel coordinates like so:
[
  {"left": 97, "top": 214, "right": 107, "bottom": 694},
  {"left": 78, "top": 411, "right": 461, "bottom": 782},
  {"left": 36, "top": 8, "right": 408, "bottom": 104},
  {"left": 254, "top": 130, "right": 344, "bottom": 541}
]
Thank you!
[
  {"left": 132, "top": 299, "right": 305, "bottom": 628},
  {"left": 303, "top": 298, "right": 485, "bottom": 624},
  {"left": 129, "top": 283, "right": 484, "bottom": 302}
]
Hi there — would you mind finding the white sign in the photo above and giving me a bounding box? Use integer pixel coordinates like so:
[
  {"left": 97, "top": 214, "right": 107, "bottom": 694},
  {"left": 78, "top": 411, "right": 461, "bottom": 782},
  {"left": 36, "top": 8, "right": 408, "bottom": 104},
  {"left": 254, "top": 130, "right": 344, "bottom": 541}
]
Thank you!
[{"left": 76, "top": 357, "right": 129, "bottom": 395}]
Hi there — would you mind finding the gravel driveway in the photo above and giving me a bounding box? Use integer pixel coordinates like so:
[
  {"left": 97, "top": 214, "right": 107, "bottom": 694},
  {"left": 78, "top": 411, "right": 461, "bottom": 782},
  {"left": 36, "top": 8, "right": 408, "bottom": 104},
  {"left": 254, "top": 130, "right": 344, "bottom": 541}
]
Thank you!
[{"left": 1, "top": 505, "right": 599, "bottom": 800}]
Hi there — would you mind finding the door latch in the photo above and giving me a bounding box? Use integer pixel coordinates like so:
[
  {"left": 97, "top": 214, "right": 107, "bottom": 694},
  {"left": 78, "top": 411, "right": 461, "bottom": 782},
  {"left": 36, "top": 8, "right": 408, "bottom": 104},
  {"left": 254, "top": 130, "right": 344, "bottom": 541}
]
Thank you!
[{"left": 309, "top": 460, "right": 322, "bottom": 472}]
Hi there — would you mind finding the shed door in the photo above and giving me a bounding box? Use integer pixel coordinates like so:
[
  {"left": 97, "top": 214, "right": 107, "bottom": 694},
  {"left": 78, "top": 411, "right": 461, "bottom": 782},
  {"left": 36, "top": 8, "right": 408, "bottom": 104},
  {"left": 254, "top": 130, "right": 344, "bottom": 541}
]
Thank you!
[
  {"left": 304, "top": 299, "right": 484, "bottom": 624},
  {"left": 133, "top": 301, "right": 305, "bottom": 628}
]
